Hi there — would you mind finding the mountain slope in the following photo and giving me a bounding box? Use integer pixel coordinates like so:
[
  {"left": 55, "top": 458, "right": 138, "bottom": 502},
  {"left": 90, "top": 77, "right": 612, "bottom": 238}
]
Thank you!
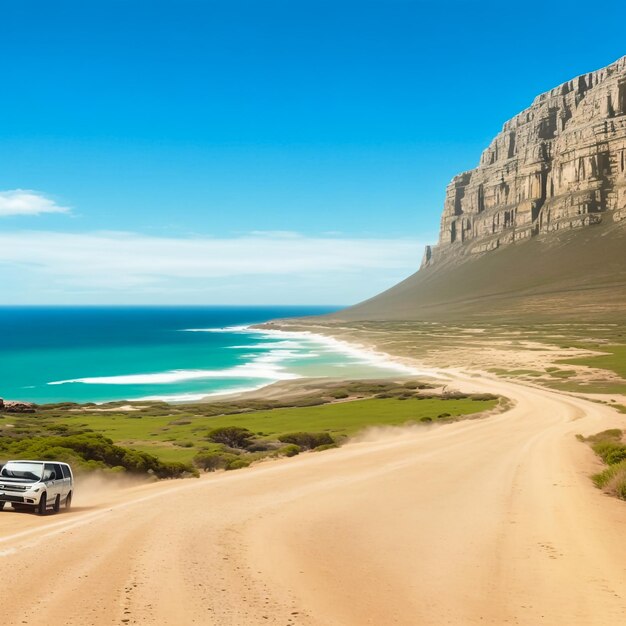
[{"left": 338, "top": 221, "right": 626, "bottom": 321}]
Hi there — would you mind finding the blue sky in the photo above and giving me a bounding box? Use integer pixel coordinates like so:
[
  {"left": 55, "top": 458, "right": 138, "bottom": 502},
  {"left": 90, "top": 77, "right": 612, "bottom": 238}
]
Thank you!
[{"left": 2, "top": 0, "right": 625, "bottom": 304}]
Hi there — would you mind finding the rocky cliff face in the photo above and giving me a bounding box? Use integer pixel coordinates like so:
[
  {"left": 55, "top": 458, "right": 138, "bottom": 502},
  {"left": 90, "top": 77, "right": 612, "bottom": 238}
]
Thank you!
[{"left": 423, "top": 55, "right": 626, "bottom": 267}]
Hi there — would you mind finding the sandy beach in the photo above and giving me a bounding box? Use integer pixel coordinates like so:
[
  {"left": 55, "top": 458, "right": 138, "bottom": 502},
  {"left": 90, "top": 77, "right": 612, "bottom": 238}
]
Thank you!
[{"left": 1, "top": 336, "right": 625, "bottom": 625}]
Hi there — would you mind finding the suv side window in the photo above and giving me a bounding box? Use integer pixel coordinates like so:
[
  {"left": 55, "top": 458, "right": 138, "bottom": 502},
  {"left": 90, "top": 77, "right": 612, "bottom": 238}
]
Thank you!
[
  {"left": 52, "top": 464, "right": 64, "bottom": 480},
  {"left": 43, "top": 463, "right": 56, "bottom": 481},
  {"left": 61, "top": 465, "right": 71, "bottom": 479}
]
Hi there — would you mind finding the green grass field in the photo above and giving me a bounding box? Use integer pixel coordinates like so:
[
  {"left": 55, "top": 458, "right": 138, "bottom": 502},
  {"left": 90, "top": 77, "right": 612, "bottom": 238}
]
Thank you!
[{"left": 50, "top": 396, "right": 498, "bottom": 463}]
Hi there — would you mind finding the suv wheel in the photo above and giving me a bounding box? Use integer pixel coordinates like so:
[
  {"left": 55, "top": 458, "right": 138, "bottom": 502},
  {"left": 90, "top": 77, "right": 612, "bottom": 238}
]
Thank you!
[
  {"left": 37, "top": 492, "right": 47, "bottom": 516},
  {"left": 53, "top": 494, "right": 61, "bottom": 514},
  {"left": 0, "top": 502, "right": 4, "bottom": 511},
  {"left": 65, "top": 492, "right": 72, "bottom": 511}
]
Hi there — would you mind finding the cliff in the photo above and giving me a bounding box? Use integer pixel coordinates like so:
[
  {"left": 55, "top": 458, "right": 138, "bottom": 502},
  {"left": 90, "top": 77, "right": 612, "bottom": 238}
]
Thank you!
[
  {"left": 423, "top": 55, "right": 626, "bottom": 268},
  {"left": 335, "top": 55, "right": 626, "bottom": 322}
]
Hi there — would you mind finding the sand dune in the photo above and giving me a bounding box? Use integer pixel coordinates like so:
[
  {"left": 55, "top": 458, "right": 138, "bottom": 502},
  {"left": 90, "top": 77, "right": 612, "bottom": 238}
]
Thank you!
[{"left": 1, "top": 373, "right": 625, "bottom": 625}]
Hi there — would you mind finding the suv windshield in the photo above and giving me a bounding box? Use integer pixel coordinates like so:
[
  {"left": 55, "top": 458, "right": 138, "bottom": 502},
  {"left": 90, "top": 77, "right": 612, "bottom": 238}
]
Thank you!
[{"left": 0, "top": 462, "right": 44, "bottom": 481}]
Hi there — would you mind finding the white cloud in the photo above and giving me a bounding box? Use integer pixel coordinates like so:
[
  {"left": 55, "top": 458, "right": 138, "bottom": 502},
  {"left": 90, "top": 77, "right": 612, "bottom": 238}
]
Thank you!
[
  {"left": 0, "top": 230, "right": 423, "bottom": 303},
  {"left": 0, "top": 190, "right": 70, "bottom": 217}
]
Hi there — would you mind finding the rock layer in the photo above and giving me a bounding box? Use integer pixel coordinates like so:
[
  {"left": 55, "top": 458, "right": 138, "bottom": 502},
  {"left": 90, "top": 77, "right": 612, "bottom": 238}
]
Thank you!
[{"left": 424, "top": 55, "right": 626, "bottom": 267}]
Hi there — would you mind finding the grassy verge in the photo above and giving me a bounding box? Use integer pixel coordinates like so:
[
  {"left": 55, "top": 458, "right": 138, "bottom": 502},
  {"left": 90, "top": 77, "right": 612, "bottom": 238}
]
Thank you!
[
  {"left": 579, "top": 429, "right": 626, "bottom": 500},
  {"left": 560, "top": 345, "right": 626, "bottom": 380},
  {"left": 1, "top": 380, "right": 500, "bottom": 475}
]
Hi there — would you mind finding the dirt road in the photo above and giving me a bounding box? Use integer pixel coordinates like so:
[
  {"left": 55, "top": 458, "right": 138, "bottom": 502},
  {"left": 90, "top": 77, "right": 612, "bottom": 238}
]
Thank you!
[{"left": 1, "top": 374, "right": 625, "bottom": 625}]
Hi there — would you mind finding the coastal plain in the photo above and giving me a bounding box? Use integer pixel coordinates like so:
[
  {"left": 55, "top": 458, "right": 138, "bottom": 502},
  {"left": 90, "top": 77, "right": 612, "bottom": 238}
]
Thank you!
[{"left": 1, "top": 350, "right": 625, "bottom": 625}]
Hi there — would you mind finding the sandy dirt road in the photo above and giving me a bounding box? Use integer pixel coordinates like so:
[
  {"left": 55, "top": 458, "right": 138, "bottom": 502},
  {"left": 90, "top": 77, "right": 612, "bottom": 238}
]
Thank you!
[{"left": 1, "top": 374, "right": 625, "bottom": 626}]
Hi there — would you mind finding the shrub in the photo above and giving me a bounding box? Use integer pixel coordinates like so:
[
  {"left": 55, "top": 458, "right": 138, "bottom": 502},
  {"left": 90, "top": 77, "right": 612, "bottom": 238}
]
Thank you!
[
  {"left": 312, "top": 443, "right": 338, "bottom": 452},
  {"left": 278, "top": 444, "right": 301, "bottom": 457},
  {"left": 591, "top": 441, "right": 626, "bottom": 466},
  {"left": 278, "top": 432, "right": 334, "bottom": 450},
  {"left": 206, "top": 426, "right": 255, "bottom": 449},
  {"left": 193, "top": 450, "right": 239, "bottom": 472},
  {"left": 593, "top": 459, "right": 626, "bottom": 499},
  {"left": 469, "top": 393, "right": 499, "bottom": 401},
  {"left": 226, "top": 458, "right": 251, "bottom": 470}
]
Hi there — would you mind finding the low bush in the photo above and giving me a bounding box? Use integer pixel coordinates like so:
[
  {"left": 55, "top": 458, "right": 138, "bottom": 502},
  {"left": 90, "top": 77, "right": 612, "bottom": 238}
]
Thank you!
[
  {"left": 469, "top": 393, "right": 499, "bottom": 401},
  {"left": 206, "top": 426, "right": 256, "bottom": 449},
  {"left": 226, "top": 458, "right": 251, "bottom": 470},
  {"left": 592, "top": 441, "right": 626, "bottom": 466},
  {"left": 328, "top": 389, "right": 350, "bottom": 399},
  {"left": 277, "top": 444, "right": 301, "bottom": 457},
  {"left": 584, "top": 429, "right": 626, "bottom": 501},
  {"left": 193, "top": 450, "right": 239, "bottom": 472},
  {"left": 592, "top": 459, "right": 626, "bottom": 499},
  {"left": 278, "top": 432, "right": 335, "bottom": 450},
  {"left": 312, "top": 443, "right": 338, "bottom": 452}
]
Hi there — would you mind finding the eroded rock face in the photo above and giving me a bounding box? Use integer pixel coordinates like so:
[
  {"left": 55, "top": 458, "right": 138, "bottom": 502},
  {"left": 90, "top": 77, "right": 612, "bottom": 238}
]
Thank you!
[
  {"left": 0, "top": 398, "right": 36, "bottom": 413},
  {"left": 424, "top": 55, "right": 626, "bottom": 267}
]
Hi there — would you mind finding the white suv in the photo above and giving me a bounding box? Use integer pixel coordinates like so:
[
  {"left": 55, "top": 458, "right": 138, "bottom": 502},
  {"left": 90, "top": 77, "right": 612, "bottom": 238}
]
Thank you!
[{"left": 0, "top": 460, "right": 74, "bottom": 515}]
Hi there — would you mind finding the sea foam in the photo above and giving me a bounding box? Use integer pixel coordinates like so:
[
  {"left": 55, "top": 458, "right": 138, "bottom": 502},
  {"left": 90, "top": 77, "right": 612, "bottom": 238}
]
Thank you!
[{"left": 48, "top": 348, "right": 303, "bottom": 386}]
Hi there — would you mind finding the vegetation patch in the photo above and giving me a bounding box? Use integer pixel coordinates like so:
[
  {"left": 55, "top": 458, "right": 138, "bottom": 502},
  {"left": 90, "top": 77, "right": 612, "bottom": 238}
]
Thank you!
[
  {"left": 561, "top": 345, "right": 626, "bottom": 380},
  {"left": 579, "top": 429, "right": 626, "bottom": 500},
  {"left": 0, "top": 431, "right": 194, "bottom": 478},
  {"left": 1, "top": 381, "right": 501, "bottom": 476},
  {"left": 278, "top": 432, "right": 335, "bottom": 450}
]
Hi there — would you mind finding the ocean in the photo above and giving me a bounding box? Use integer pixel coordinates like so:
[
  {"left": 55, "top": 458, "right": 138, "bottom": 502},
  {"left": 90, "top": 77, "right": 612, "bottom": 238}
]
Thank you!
[{"left": 0, "top": 306, "right": 412, "bottom": 404}]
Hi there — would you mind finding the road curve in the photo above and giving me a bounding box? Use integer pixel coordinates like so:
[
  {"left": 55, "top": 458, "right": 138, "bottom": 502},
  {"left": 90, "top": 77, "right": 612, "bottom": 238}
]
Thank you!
[{"left": 1, "top": 374, "right": 625, "bottom": 625}]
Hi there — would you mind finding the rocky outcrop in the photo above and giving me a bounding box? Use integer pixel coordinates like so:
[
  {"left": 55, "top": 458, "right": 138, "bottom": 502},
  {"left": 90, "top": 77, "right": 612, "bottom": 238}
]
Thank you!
[
  {"left": 0, "top": 398, "right": 36, "bottom": 413},
  {"left": 424, "top": 55, "right": 626, "bottom": 267}
]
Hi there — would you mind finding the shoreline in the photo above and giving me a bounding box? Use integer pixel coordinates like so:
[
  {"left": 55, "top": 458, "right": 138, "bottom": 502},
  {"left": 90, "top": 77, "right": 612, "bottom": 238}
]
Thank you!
[
  {"left": 5, "top": 323, "right": 445, "bottom": 409},
  {"left": 193, "top": 323, "right": 446, "bottom": 403}
]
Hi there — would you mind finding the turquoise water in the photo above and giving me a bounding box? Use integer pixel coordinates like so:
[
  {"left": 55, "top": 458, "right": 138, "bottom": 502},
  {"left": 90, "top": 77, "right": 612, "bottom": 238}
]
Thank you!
[{"left": 0, "top": 307, "right": 411, "bottom": 404}]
